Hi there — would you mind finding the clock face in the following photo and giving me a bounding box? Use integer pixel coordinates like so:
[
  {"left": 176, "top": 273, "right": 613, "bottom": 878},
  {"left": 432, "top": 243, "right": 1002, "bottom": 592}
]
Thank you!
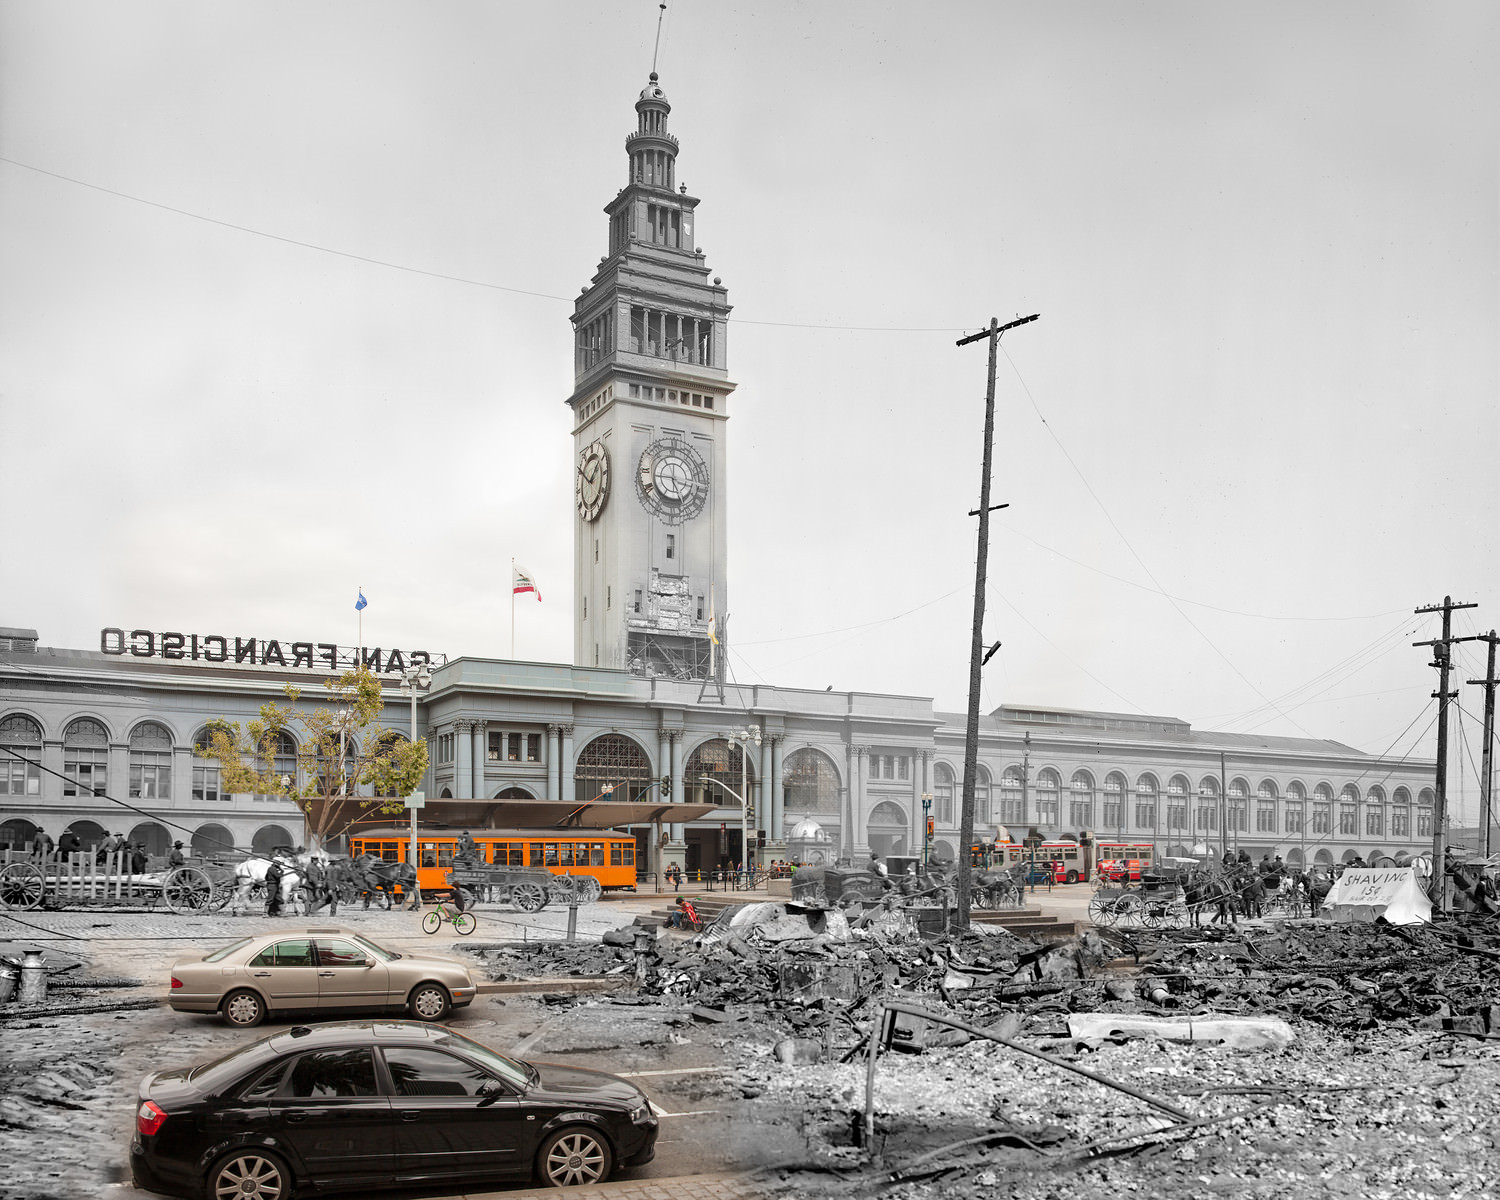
[
  {"left": 636, "top": 437, "right": 708, "bottom": 524},
  {"left": 576, "top": 440, "right": 610, "bottom": 521}
]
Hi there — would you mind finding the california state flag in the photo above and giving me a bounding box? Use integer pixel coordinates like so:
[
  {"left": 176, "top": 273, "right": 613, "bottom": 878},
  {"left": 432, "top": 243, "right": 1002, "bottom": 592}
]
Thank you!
[{"left": 512, "top": 565, "right": 541, "bottom": 601}]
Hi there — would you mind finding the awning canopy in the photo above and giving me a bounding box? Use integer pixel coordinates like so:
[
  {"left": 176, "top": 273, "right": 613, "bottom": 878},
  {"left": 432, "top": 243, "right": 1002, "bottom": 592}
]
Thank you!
[{"left": 408, "top": 799, "right": 724, "bottom": 830}]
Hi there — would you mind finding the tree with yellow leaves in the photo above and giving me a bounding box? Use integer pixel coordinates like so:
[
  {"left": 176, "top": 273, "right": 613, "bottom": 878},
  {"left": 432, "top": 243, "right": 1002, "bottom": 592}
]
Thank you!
[{"left": 197, "top": 664, "right": 428, "bottom": 851}]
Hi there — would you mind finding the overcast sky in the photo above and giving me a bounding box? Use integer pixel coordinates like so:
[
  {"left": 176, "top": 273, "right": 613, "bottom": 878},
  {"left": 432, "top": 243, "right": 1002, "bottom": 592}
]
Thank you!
[{"left": 2, "top": 2, "right": 1496, "bottom": 799}]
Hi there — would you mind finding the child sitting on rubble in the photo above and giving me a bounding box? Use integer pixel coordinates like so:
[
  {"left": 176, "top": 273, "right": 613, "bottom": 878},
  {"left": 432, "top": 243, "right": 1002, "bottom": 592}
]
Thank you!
[{"left": 669, "top": 896, "right": 700, "bottom": 930}]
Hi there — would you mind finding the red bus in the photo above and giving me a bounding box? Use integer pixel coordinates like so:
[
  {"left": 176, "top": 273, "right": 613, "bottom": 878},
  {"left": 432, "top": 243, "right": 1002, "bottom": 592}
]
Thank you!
[
  {"left": 350, "top": 827, "right": 638, "bottom": 895},
  {"left": 1094, "top": 841, "right": 1156, "bottom": 882}
]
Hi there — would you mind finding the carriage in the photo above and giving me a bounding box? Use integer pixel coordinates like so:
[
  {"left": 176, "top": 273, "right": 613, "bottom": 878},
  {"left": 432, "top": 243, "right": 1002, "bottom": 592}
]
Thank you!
[
  {"left": 446, "top": 861, "right": 601, "bottom": 913},
  {"left": 1087, "top": 871, "right": 1186, "bottom": 928},
  {"left": 0, "top": 854, "right": 239, "bottom": 914}
]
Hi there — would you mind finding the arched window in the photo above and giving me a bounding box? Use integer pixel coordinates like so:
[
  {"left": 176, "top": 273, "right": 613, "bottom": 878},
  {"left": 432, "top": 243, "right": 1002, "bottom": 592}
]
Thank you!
[
  {"left": 1035, "top": 768, "right": 1060, "bottom": 826},
  {"left": 129, "top": 722, "right": 174, "bottom": 800},
  {"left": 685, "top": 737, "right": 756, "bottom": 808},
  {"left": 1256, "top": 779, "right": 1279, "bottom": 833},
  {"left": 783, "top": 748, "right": 840, "bottom": 816},
  {"left": 1069, "top": 770, "right": 1094, "bottom": 830},
  {"left": 64, "top": 718, "right": 110, "bottom": 798},
  {"left": 932, "top": 763, "right": 955, "bottom": 824},
  {"left": 0, "top": 714, "right": 43, "bottom": 797},
  {"left": 1226, "top": 777, "right": 1249, "bottom": 832},
  {"left": 1339, "top": 784, "right": 1360, "bottom": 835},
  {"left": 1166, "top": 775, "right": 1191, "bottom": 832},
  {"left": 1312, "top": 783, "right": 1334, "bottom": 834},
  {"left": 975, "top": 766, "right": 991, "bottom": 826},
  {"left": 1197, "top": 777, "right": 1219, "bottom": 831},
  {"left": 1103, "top": 772, "right": 1127, "bottom": 832},
  {"left": 998, "top": 766, "right": 1024, "bottom": 824},
  {"left": 128, "top": 822, "right": 170, "bottom": 857},
  {"left": 867, "top": 800, "right": 908, "bottom": 857},
  {"left": 1134, "top": 774, "right": 1158, "bottom": 830},
  {"left": 574, "top": 734, "right": 651, "bottom": 805}
]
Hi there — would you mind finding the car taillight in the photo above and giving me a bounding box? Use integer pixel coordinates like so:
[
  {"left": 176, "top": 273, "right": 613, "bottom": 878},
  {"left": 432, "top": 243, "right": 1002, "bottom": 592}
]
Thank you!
[
  {"left": 137, "top": 1100, "right": 168, "bottom": 1137},
  {"left": 170, "top": 976, "right": 183, "bottom": 989}
]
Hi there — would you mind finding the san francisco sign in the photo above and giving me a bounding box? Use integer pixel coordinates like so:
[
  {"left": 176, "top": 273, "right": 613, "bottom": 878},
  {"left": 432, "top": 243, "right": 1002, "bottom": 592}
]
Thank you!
[{"left": 100, "top": 628, "right": 434, "bottom": 675}]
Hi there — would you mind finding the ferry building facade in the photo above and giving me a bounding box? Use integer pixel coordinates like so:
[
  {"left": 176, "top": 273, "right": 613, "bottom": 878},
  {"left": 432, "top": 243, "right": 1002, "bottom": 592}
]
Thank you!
[{"left": 0, "top": 78, "right": 1437, "bottom": 876}]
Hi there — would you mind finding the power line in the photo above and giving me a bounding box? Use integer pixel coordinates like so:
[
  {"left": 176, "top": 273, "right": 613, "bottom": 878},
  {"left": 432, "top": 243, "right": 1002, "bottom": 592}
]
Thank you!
[{"left": 0, "top": 156, "right": 972, "bottom": 333}]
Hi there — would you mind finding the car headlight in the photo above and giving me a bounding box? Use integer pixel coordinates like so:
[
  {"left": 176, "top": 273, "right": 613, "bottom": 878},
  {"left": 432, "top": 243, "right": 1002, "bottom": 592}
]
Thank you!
[{"left": 628, "top": 1098, "right": 653, "bottom": 1123}]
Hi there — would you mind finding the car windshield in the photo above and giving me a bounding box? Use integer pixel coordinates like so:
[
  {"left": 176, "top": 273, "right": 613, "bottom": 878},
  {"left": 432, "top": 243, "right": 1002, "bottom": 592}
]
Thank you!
[
  {"left": 435, "top": 1028, "right": 533, "bottom": 1088},
  {"left": 350, "top": 933, "right": 400, "bottom": 962},
  {"left": 185, "top": 1040, "right": 274, "bottom": 1088},
  {"left": 202, "top": 937, "right": 254, "bottom": 963}
]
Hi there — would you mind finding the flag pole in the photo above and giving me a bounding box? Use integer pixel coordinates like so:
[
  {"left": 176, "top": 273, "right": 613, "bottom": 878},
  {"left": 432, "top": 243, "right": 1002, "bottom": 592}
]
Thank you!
[
  {"left": 357, "top": 584, "right": 362, "bottom": 671},
  {"left": 510, "top": 558, "right": 516, "bottom": 660}
]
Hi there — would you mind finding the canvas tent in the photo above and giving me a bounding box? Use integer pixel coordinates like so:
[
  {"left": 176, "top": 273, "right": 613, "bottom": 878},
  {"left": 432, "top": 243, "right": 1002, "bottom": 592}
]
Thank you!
[{"left": 1321, "top": 867, "right": 1431, "bottom": 925}]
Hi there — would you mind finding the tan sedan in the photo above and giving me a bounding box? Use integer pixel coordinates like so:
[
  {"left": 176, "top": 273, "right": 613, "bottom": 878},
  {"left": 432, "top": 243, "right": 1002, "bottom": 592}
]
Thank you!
[{"left": 167, "top": 928, "right": 478, "bottom": 1027}]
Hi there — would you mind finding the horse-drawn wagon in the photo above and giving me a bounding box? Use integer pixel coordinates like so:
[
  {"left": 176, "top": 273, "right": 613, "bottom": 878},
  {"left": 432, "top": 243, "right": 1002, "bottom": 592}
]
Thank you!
[
  {"left": 447, "top": 861, "right": 600, "bottom": 913},
  {"left": 0, "top": 854, "right": 238, "bottom": 914}
]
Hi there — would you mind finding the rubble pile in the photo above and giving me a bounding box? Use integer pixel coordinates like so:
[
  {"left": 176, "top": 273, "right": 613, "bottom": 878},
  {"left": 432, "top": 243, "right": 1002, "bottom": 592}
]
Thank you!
[
  {"left": 470, "top": 904, "right": 1500, "bottom": 1199},
  {"left": 1129, "top": 918, "right": 1500, "bottom": 1035}
]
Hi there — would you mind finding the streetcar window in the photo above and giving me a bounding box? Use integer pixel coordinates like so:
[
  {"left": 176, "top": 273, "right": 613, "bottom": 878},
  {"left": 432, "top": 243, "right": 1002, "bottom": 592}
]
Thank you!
[
  {"left": 529, "top": 843, "right": 542, "bottom": 866},
  {"left": 437, "top": 844, "right": 456, "bottom": 866},
  {"left": 590, "top": 842, "right": 605, "bottom": 866},
  {"left": 499, "top": 842, "right": 523, "bottom": 866},
  {"left": 557, "top": 844, "right": 574, "bottom": 867},
  {"left": 542, "top": 843, "right": 559, "bottom": 866},
  {"left": 610, "top": 843, "right": 622, "bottom": 866},
  {"left": 622, "top": 843, "right": 634, "bottom": 866}
]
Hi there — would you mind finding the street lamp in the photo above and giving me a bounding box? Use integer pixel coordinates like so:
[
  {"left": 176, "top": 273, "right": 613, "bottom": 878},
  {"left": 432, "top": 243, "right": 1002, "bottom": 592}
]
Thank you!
[
  {"left": 921, "top": 792, "right": 933, "bottom": 865},
  {"left": 727, "top": 727, "right": 762, "bottom": 873},
  {"left": 399, "top": 662, "right": 433, "bottom": 874}
]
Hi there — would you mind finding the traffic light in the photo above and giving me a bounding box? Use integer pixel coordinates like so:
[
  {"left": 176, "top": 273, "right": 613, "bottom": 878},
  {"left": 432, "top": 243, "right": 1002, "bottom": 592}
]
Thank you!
[
  {"left": 660, "top": 775, "right": 671, "bottom": 793},
  {"left": 926, "top": 817, "right": 935, "bottom": 839},
  {"left": 757, "top": 830, "right": 766, "bottom": 848}
]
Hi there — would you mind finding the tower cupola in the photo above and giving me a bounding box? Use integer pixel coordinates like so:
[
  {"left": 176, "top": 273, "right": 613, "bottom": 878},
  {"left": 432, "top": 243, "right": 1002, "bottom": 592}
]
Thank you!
[{"left": 625, "top": 73, "right": 678, "bottom": 190}]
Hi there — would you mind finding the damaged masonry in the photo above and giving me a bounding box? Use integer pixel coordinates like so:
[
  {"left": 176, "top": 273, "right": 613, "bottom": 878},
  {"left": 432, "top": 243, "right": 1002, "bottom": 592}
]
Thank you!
[{"left": 469, "top": 896, "right": 1500, "bottom": 1200}]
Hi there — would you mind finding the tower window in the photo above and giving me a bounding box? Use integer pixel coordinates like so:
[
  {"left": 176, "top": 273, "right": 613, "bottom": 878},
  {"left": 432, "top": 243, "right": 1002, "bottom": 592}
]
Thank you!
[
  {"left": 583, "top": 597, "right": 587, "bottom": 619},
  {"left": 665, "top": 535, "right": 675, "bottom": 560},
  {"left": 697, "top": 596, "right": 704, "bottom": 619},
  {"left": 634, "top": 589, "right": 642, "bottom": 613},
  {"left": 607, "top": 586, "right": 611, "bottom": 609},
  {"left": 594, "top": 538, "right": 599, "bottom": 563}
]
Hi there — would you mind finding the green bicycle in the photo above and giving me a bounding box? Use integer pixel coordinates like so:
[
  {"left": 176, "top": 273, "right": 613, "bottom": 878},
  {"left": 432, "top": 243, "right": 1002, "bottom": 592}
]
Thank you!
[{"left": 421, "top": 896, "right": 477, "bottom": 936}]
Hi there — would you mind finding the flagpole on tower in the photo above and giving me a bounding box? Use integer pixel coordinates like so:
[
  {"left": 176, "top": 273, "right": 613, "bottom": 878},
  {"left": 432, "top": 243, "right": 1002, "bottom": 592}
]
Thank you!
[{"left": 511, "top": 558, "right": 516, "bottom": 660}]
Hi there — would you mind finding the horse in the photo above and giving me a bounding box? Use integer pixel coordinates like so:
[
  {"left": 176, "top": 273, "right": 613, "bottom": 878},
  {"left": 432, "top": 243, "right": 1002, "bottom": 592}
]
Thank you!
[
  {"left": 353, "top": 854, "right": 421, "bottom": 910},
  {"left": 230, "top": 855, "right": 305, "bottom": 916},
  {"left": 1184, "top": 867, "right": 1238, "bottom": 927}
]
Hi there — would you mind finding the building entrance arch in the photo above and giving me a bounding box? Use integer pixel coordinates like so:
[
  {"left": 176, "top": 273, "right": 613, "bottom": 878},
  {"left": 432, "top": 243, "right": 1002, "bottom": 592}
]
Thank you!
[
  {"left": 867, "top": 800, "right": 908, "bottom": 857},
  {"left": 128, "top": 822, "right": 171, "bottom": 857},
  {"left": 252, "top": 824, "right": 297, "bottom": 855}
]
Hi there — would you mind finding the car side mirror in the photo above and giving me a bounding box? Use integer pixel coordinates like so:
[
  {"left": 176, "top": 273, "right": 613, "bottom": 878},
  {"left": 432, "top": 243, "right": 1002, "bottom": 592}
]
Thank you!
[{"left": 364, "top": 958, "right": 376, "bottom": 968}]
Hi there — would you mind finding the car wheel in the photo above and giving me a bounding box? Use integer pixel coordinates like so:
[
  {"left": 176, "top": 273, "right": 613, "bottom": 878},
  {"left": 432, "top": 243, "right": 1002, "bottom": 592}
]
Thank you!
[
  {"left": 537, "top": 1125, "right": 613, "bottom": 1187},
  {"left": 206, "top": 1148, "right": 289, "bottom": 1200},
  {"left": 408, "top": 982, "right": 450, "bottom": 1022},
  {"left": 222, "top": 988, "right": 265, "bottom": 1028}
]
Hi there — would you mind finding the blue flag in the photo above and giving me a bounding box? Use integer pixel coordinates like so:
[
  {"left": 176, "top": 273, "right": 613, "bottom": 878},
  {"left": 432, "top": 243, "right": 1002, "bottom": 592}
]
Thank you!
[{"left": 355, "top": 592, "right": 368, "bottom": 611}]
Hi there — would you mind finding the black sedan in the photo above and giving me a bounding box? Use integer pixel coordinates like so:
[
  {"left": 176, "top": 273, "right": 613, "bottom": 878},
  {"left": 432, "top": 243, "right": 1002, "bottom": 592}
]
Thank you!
[{"left": 130, "top": 1020, "right": 658, "bottom": 1198}]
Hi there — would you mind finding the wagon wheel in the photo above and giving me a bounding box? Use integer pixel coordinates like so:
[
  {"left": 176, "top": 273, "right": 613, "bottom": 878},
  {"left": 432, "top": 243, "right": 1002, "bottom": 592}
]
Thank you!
[
  {"left": 163, "top": 866, "right": 215, "bottom": 914},
  {"left": 1086, "top": 892, "right": 1116, "bottom": 927},
  {"left": 1114, "top": 892, "right": 1145, "bottom": 926},
  {"left": 0, "top": 863, "right": 46, "bottom": 911},
  {"left": 512, "top": 881, "right": 547, "bottom": 913},
  {"left": 575, "top": 876, "right": 602, "bottom": 903}
]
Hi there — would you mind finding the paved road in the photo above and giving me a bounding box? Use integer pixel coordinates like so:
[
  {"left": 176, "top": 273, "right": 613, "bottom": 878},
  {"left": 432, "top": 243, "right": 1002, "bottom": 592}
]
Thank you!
[{"left": 0, "top": 890, "right": 774, "bottom": 1200}]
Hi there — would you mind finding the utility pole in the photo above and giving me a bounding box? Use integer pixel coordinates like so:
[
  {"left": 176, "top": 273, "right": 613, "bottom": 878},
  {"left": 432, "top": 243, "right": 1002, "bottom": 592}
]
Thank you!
[
  {"left": 1463, "top": 631, "right": 1498, "bottom": 858},
  {"left": 1414, "top": 596, "right": 1477, "bottom": 908},
  {"left": 955, "top": 313, "right": 1039, "bottom": 930}
]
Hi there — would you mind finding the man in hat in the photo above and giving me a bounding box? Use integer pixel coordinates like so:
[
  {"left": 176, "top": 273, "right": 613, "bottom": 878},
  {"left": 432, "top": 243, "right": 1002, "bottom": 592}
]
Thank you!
[{"left": 168, "top": 841, "right": 186, "bottom": 868}]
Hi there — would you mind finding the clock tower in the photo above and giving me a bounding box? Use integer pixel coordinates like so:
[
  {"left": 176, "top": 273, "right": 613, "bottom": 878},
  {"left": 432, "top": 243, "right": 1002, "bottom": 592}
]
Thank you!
[{"left": 568, "top": 74, "right": 735, "bottom": 679}]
